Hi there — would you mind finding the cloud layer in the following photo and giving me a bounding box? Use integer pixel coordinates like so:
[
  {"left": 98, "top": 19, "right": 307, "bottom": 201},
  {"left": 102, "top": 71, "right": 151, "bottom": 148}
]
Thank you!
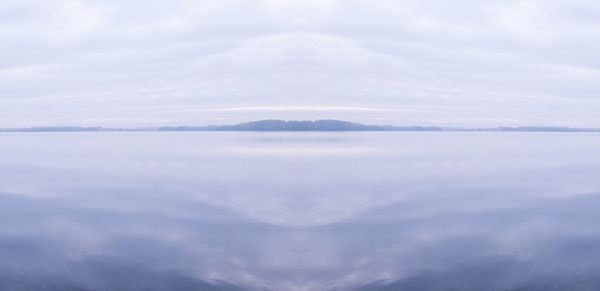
[{"left": 2, "top": 0, "right": 600, "bottom": 127}]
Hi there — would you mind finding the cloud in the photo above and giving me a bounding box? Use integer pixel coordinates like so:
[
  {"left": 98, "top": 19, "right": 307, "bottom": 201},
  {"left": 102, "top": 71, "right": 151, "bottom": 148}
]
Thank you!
[
  {"left": 209, "top": 106, "right": 389, "bottom": 112},
  {"left": 1, "top": 0, "right": 600, "bottom": 126}
]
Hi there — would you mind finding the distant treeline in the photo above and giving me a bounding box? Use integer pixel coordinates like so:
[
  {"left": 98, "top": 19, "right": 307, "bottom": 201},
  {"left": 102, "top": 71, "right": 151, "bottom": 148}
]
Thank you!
[
  {"left": 2, "top": 120, "right": 600, "bottom": 132},
  {"left": 159, "top": 120, "right": 442, "bottom": 131}
]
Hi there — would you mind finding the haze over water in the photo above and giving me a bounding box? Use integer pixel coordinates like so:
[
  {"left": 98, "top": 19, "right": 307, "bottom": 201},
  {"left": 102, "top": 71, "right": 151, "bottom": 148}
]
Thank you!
[{"left": 2, "top": 132, "right": 600, "bottom": 290}]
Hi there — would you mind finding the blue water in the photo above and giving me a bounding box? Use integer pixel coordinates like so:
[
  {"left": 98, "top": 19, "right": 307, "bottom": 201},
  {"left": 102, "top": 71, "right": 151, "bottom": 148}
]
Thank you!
[{"left": 2, "top": 132, "right": 600, "bottom": 290}]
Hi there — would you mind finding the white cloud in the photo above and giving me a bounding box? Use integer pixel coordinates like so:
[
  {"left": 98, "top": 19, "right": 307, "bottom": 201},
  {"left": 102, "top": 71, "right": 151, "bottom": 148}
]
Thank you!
[{"left": 1, "top": 0, "right": 600, "bottom": 127}]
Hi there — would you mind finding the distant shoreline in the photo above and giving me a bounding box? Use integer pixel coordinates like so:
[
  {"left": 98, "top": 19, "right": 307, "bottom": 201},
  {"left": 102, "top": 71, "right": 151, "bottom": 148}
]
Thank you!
[
  {"left": 2, "top": 120, "right": 599, "bottom": 133},
  {"left": 2, "top": 129, "right": 599, "bottom": 133}
]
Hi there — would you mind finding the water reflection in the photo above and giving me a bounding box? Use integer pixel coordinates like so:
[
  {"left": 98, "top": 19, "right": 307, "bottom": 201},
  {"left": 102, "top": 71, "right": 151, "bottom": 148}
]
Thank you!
[{"left": 1, "top": 132, "right": 600, "bottom": 290}]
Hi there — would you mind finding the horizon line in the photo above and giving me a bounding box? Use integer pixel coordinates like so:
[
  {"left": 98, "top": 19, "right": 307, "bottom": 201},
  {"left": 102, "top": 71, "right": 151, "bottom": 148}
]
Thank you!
[{"left": 1, "top": 119, "right": 600, "bottom": 132}]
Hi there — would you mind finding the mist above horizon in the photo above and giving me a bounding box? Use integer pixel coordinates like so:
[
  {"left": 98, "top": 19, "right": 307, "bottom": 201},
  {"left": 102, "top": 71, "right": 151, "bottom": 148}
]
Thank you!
[{"left": 2, "top": 0, "right": 600, "bottom": 127}]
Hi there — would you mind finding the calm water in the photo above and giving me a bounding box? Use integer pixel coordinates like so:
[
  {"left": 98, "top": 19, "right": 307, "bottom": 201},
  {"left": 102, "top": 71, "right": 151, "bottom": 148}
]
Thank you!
[{"left": 2, "top": 132, "right": 600, "bottom": 290}]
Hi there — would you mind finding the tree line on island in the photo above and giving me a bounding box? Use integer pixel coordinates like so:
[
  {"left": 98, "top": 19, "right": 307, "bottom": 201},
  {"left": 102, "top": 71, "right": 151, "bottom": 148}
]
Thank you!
[{"left": 2, "top": 120, "right": 599, "bottom": 132}]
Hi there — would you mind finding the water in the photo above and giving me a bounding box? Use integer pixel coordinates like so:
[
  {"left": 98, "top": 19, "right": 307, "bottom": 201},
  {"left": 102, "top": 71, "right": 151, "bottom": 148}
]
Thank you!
[{"left": 2, "top": 132, "right": 600, "bottom": 291}]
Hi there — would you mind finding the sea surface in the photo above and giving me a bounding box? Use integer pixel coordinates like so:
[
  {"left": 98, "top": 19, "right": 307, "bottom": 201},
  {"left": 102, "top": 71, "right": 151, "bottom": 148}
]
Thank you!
[{"left": 2, "top": 132, "right": 600, "bottom": 291}]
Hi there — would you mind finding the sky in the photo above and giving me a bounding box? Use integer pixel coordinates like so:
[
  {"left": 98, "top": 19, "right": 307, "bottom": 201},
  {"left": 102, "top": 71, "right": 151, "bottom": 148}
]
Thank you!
[{"left": 2, "top": 0, "right": 600, "bottom": 127}]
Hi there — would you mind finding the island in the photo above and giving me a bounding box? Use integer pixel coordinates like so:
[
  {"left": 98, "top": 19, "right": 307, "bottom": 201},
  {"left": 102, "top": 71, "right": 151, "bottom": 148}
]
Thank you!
[{"left": 1, "top": 120, "right": 599, "bottom": 132}]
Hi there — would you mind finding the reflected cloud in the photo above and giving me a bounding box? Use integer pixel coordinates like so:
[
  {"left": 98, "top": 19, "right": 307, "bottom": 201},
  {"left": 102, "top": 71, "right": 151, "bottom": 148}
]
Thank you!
[{"left": 2, "top": 132, "right": 600, "bottom": 290}]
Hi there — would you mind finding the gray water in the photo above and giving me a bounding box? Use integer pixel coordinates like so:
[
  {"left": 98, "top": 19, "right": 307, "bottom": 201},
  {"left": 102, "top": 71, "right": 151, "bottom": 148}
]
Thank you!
[{"left": 2, "top": 132, "right": 600, "bottom": 291}]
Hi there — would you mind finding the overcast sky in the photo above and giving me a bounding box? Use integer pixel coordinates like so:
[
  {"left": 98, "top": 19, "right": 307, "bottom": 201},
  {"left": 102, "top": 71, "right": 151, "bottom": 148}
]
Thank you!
[{"left": 2, "top": 0, "right": 600, "bottom": 127}]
